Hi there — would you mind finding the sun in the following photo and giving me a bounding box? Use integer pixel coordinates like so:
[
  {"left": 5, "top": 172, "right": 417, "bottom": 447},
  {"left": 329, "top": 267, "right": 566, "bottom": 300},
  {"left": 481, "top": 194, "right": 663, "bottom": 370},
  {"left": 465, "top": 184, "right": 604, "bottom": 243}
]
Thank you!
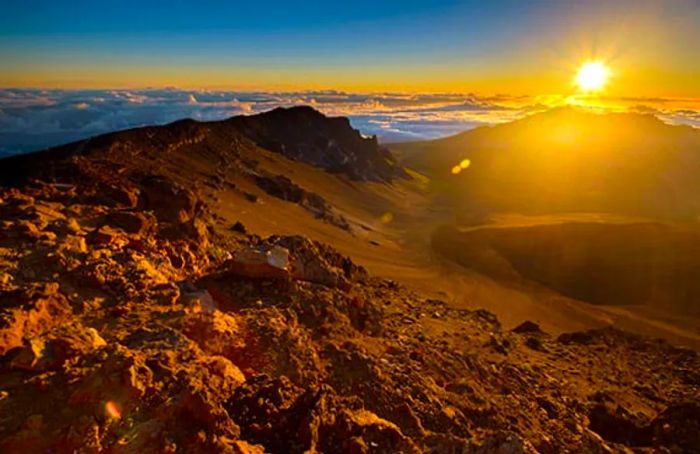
[{"left": 576, "top": 61, "right": 610, "bottom": 92}]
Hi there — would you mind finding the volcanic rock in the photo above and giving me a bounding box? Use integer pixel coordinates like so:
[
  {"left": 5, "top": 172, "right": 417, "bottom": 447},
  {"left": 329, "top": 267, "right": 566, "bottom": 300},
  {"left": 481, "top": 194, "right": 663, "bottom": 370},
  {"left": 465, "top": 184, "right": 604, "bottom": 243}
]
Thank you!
[
  {"left": 0, "top": 283, "right": 70, "bottom": 355},
  {"left": 107, "top": 210, "right": 157, "bottom": 235},
  {"left": 140, "top": 176, "right": 199, "bottom": 224}
]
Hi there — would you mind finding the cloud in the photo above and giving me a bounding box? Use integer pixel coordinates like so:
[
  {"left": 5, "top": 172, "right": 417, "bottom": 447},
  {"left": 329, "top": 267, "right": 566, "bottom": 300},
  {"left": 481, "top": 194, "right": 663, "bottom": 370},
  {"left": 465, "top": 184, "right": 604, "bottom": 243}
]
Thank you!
[{"left": 0, "top": 88, "right": 698, "bottom": 156}]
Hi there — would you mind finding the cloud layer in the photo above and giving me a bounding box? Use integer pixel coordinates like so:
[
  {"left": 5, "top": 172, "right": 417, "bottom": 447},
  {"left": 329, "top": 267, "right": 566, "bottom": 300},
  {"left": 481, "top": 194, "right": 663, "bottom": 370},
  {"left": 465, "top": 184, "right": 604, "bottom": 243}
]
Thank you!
[{"left": 1, "top": 88, "right": 698, "bottom": 157}]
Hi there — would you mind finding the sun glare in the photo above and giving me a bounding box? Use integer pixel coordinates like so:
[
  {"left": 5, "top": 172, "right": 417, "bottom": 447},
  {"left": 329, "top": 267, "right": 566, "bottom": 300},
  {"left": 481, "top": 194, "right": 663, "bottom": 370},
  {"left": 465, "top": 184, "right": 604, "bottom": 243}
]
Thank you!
[{"left": 576, "top": 62, "right": 609, "bottom": 92}]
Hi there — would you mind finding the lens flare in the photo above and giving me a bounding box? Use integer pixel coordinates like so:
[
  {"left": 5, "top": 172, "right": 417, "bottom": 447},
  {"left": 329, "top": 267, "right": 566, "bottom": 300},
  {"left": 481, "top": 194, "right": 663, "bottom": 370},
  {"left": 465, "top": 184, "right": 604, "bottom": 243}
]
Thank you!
[
  {"left": 105, "top": 400, "right": 122, "bottom": 420},
  {"left": 452, "top": 159, "right": 471, "bottom": 175}
]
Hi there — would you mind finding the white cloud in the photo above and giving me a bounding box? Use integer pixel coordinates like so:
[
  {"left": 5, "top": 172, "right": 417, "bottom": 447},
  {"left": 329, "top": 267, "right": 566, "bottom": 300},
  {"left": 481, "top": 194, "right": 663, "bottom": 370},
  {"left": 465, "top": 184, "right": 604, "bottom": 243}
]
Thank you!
[{"left": 0, "top": 88, "right": 698, "bottom": 156}]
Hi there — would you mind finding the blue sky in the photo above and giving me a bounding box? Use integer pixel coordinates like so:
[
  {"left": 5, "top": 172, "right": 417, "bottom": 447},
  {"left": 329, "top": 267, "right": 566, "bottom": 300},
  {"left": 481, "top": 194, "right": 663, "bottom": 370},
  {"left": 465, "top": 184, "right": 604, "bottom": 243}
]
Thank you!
[
  {"left": 0, "top": 1, "right": 698, "bottom": 155},
  {"left": 2, "top": 0, "right": 697, "bottom": 94},
  {"left": 0, "top": 1, "right": 520, "bottom": 66}
]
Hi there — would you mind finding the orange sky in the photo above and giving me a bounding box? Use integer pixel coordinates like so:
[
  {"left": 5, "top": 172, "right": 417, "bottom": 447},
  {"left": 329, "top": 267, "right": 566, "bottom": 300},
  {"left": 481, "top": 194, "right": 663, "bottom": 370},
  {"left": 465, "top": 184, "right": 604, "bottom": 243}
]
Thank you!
[{"left": 0, "top": 1, "right": 698, "bottom": 99}]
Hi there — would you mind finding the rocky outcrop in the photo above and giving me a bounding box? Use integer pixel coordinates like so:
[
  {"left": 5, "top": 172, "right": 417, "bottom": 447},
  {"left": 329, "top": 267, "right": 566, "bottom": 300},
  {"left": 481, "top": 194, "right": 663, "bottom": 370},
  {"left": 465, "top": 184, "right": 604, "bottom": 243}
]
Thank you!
[
  {"left": 0, "top": 283, "right": 71, "bottom": 355},
  {"left": 227, "top": 235, "right": 368, "bottom": 290},
  {"left": 231, "top": 106, "right": 409, "bottom": 182},
  {"left": 254, "top": 173, "right": 352, "bottom": 231},
  {"left": 0, "top": 106, "right": 409, "bottom": 187}
]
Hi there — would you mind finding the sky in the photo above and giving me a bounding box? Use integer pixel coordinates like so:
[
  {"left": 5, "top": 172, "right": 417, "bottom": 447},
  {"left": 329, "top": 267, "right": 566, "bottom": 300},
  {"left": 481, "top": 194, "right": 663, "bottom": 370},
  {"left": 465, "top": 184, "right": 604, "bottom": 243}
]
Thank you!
[{"left": 0, "top": 0, "right": 699, "bottom": 154}]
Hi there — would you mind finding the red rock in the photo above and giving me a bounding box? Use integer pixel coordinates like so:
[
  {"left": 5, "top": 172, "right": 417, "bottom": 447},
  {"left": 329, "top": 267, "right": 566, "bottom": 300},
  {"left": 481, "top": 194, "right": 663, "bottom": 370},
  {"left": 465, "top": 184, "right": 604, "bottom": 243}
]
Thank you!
[
  {"left": 57, "top": 235, "right": 88, "bottom": 255},
  {"left": 141, "top": 176, "right": 199, "bottom": 224},
  {"left": 68, "top": 346, "right": 153, "bottom": 410},
  {"left": 87, "top": 225, "right": 128, "bottom": 248},
  {"left": 9, "top": 325, "right": 106, "bottom": 372},
  {"left": 228, "top": 245, "right": 291, "bottom": 280},
  {"left": 182, "top": 289, "right": 219, "bottom": 313},
  {"left": 230, "top": 440, "right": 265, "bottom": 454},
  {"left": 183, "top": 310, "right": 245, "bottom": 359},
  {"left": 0, "top": 414, "right": 49, "bottom": 453},
  {"left": 102, "top": 183, "right": 140, "bottom": 208},
  {"left": 11, "top": 220, "right": 42, "bottom": 239},
  {"left": 0, "top": 283, "right": 70, "bottom": 355},
  {"left": 107, "top": 210, "right": 156, "bottom": 235}
]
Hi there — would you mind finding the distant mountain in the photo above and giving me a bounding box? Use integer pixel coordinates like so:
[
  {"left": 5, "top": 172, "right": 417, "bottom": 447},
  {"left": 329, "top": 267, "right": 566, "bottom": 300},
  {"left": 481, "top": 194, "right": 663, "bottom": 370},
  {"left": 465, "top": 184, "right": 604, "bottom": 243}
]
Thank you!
[
  {"left": 393, "top": 107, "right": 700, "bottom": 220},
  {"left": 0, "top": 106, "right": 408, "bottom": 186}
]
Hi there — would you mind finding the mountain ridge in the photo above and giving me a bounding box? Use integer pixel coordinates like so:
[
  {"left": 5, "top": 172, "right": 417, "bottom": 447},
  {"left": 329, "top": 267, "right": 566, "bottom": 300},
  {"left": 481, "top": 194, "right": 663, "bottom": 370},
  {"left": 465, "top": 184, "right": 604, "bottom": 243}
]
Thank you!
[
  {"left": 392, "top": 106, "right": 700, "bottom": 220},
  {"left": 0, "top": 106, "right": 408, "bottom": 186}
]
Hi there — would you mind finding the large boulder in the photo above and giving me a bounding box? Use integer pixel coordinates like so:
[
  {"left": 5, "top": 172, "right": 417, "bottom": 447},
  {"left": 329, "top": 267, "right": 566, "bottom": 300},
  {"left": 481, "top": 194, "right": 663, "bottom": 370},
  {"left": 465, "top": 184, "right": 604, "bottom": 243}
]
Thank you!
[
  {"left": 140, "top": 176, "right": 199, "bottom": 224},
  {"left": 227, "top": 236, "right": 366, "bottom": 290},
  {"left": 107, "top": 210, "right": 157, "bottom": 235},
  {"left": 228, "top": 244, "right": 291, "bottom": 280},
  {"left": 0, "top": 283, "right": 71, "bottom": 355},
  {"left": 9, "top": 324, "right": 106, "bottom": 372},
  {"left": 270, "top": 235, "right": 367, "bottom": 289}
]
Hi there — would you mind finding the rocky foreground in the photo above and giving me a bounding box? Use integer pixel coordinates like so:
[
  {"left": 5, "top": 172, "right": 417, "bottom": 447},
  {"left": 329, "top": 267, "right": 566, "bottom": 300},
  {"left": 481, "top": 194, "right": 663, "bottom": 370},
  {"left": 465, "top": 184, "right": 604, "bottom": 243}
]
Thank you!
[{"left": 0, "top": 108, "right": 699, "bottom": 453}]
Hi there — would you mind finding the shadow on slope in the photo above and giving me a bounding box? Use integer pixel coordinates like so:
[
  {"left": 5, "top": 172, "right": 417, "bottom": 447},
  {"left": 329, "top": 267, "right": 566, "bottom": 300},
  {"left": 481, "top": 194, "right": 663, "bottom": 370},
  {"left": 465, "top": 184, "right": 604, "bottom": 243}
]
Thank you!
[{"left": 432, "top": 221, "right": 700, "bottom": 316}]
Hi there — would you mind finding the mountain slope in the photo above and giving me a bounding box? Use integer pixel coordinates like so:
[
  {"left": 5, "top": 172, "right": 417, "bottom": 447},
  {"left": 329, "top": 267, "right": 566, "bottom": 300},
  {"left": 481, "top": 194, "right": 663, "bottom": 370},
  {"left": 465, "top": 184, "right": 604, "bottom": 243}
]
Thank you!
[
  {"left": 394, "top": 107, "right": 700, "bottom": 220},
  {"left": 389, "top": 107, "right": 700, "bottom": 337},
  {"left": 0, "top": 107, "right": 699, "bottom": 452},
  {"left": 0, "top": 106, "right": 407, "bottom": 185}
]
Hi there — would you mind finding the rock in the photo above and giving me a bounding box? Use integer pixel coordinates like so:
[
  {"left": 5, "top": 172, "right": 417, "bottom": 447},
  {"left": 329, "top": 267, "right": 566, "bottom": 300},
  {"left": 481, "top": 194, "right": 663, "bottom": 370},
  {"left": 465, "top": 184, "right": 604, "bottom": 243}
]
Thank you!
[
  {"left": 57, "top": 235, "right": 88, "bottom": 255},
  {"left": 183, "top": 310, "right": 245, "bottom": 358},
  {"left": 228, "top": 236, "right": 366, "bottom": 289},
  {"left": 524, "top": 337, "right": 546, "bottom": 352},
  {"left": 243, "top": 192, "right": 258, "bottom": 203},
  {"left": 0, "top": 414, "right": 50, "bottom": 453},
  {"left": 9, "top": 325, "right": 106, "bottom": 371},
  {"left": 231, "top": 221, "right": 247, "bottom": 234},
  {"left": 107, "top": 210, "right": 156, "bottom": 235},
  {"left": 133, "top": 257, "right": 169, "bottom": 287},
  {"left": 159, "top": 218, "right": 210, "bottom": 252},
  {"left": 47, "top": 217, "right": 83, "bottom": 235},
  {"left": 11, "top": 220, "right": 42, "bottom": 239},
  {"left": 472, "top": 431, "right": 539, "bottom": 453},
  {"left": 324, "top": 409, "right": 419, "bottom": 454},
  {"left": 651, "top": 402, "right": 700, "bottom": 451},
  {"left": 182, "top": 289, "right": 219, "bottom": 313},
  {"left": 102, "top": 184, "right": 140, "bottom": 208},
  {"left": 226, "top": 379, "right": 418, "bottom": 453},
  {"left": 228, "top": 245, "right": 291, "bottom": 280},
  {"left": 202, "top": 355, "right": 246, "bottom": 389},
  {"left": 0, "top": 283, "right": 70, "bottom": 355},
  {"left": 105, "top": 418, "right": 164, "bottom": 454},
  {"left": 558, "top": 331, "right": 596, "bottom": 345},
  {"left": 189, "top": 218, "right": 210, "bottom": 250},
  {"left": 230, "top": 440, "right": 265, "bottom": 454},
  {"left": 233, "top": 106, "right": 409, "bottom": 182},
  {"left": 0, "top": 272, "right": 13, "bottom": 289},
  {"left": 512, "top": 321, "right": 543, "bottom": 335},
  {"left": 267, "top": 235, "right": 366, "bottom": 289},
  {"left": 8, "top": 337, "right": 47, "bottom": 371},
  {"left": 141, "top": 176, "right": 199, "bottom": 224},
  {"left": 68, "top": 346, "right": 153, "bottom": 410},
  {"left": 587, "top": 401, "right": 652, "bottom": 447},
  {"left": 488, "top": 335, "right": 510, "bottom": 355},
  {"left": 87, "top": 225, "right": 128, "bottom": 248},
  {"left": 27, "top": 201, "right": 66, "bottom": 227},
  {"left": 254, "top": 174, "right": 351, "bottom": 231}
]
